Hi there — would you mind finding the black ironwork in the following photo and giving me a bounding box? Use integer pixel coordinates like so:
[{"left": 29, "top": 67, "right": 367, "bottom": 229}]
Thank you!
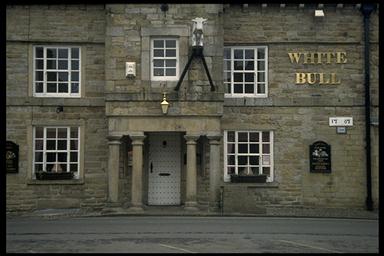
[{"left": 174, "top": 46, "right": 215, "bottom": 92}]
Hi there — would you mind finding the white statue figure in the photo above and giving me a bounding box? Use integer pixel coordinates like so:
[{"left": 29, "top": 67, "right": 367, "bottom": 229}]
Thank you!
[{"left": 192, "top": 17, "right": 207, "bottom": 47}]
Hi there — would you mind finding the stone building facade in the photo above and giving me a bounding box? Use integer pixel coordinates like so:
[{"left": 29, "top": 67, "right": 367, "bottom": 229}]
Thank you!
[{"left": 6, "top": 4, "right": 379, "bottom": 214}]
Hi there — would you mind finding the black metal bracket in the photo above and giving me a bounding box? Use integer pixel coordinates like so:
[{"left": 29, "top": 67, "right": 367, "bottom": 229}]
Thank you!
[{"left": 174, "top": 46, "right": 215, "bottom": 92}]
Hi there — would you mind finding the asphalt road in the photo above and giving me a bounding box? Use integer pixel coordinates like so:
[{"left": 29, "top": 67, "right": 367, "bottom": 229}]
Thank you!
[{"left": 6, "top": 216, "right": 378, "bottom": 253}]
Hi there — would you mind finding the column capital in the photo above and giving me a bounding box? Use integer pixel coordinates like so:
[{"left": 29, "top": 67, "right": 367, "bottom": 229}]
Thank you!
[
  {"left": 107, "top": 135, "right": 122, "bottom": 144},
  {"left": 129, "top": 132, "right": 146, "bottom": 144},
  {"left": 207, "top": 132, "right": 222, "bottom": 144},
  {"left": 184, "top": 134, "right": 200, "bottom": 142}
]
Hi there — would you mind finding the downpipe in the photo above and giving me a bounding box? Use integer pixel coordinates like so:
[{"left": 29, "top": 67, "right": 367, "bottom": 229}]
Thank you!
[{"left": 360, "top": 4, "right": 375, "bottom": 211}]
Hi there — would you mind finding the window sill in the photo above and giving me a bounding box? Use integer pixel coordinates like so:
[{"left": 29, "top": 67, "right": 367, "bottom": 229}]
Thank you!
[
  {"left": 225, "top": 181, "right": 279, "bottom": 188},
  {"left": 27, "top": 179, "right": 84, "bottom": 185}
]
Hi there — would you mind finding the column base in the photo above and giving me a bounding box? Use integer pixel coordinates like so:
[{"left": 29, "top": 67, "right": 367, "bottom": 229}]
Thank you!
[
  {"left": 128, "top": 205, "right": 144, "bottom": 212},
  {"left": 184, "top": 201, "right": 199, "bottom": 211}
]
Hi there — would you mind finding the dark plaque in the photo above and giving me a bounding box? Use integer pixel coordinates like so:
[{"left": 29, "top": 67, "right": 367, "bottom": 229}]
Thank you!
[
  {"left": 310, "top": 141, "right": 331, "bottom": 173},
  {"left": 6, "top": 141, "right": 19, "bottom": 173}
]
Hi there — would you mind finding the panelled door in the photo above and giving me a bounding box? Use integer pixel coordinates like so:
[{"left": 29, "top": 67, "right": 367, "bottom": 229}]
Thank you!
[{"left": 148, "top": 133, "right": 181, "bottom": 205}]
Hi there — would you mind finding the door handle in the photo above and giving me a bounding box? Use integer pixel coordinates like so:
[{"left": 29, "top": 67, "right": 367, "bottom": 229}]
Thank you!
[{"left": 150, "top": 162, "right": 153, "bottom": 173}]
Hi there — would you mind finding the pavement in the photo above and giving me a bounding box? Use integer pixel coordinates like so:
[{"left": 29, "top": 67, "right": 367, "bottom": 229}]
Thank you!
[{"left": 6, "top": 205, "right": 379, "bottom": 220}]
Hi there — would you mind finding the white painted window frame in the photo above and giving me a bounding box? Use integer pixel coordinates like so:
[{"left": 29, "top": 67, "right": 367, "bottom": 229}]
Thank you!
[
  {"left": 33, "top": 46, "right": 81, "bottom": 97},
  {"left": 223, "top": 130, "right": 274, "bottom": 182},
  {"left": 150, "top": 38, "right": 179, "bottom": 81},
  {"left": 224, "top": 46, "right": 268, "bottom": 98},
  {"left": 32, "top": 126, "right": 80, "bottom": 179}
]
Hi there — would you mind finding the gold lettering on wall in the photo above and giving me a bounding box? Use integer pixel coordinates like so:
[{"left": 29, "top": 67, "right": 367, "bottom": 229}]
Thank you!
[{"left": 288, "top": 51, "right": 346, "bottom": 85}]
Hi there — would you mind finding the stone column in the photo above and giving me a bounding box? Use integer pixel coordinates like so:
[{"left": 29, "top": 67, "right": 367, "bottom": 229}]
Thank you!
[
  {"left": 107, "top": 135, "right": 122, "bottom": 203},
  {"left": 207, "top": 133, "right": 222, "bottom": 211},
  {"left": 184, "top": 134, "right": 200, "bottom": 210},
  {"left": 130, "top": 133, "right": 146, "bottom": 211}
]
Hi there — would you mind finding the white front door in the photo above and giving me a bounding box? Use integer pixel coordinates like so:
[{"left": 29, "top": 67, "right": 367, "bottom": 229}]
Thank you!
[{"left": 148, "top": 133, "right": 181, "bottom": 205}]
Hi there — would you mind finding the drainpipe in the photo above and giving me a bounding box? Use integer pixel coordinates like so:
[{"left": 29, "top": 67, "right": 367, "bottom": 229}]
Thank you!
[{"left": 360, "top": 4, "right": 374, "bottom": 211}]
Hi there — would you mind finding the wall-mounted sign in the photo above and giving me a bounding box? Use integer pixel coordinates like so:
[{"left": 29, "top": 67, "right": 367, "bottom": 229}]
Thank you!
[
  {"left": 310, "top": 141, "right": 331, "bottom": 173},
  {"left": 288, "top": 51, "right": 347, "bottom": 85},
  {"left": 329, "top": 117, "right": 353, "bottom": 126},
  {"left": 6, "top": 141, "right": 19, "bottom": 173}
]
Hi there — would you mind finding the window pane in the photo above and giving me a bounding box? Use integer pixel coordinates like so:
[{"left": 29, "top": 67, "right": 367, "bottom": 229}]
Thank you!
[
  {"left": 58, "top": 153, "right": 67, "bottom": 162},
  {"left": 250, "top": 156, "right": 259, "bottom": 165},
  {"left": 70, "top": 140, "right": 78, "bottom": 150},
  {"left": 258, "top": 48, "right": 265, "bottom": 59},
  {"left": 226, "top": 84, "right": 231, "bottom": 94},
  {"left": 47, "top": 60, "right": 56, "bottom": 69},
  {"left": 71, "top": 48, "right": 79, "bottom": 59},
  {"left": 238, "top": 144, "right": 248, "bottom": 153},
  {"left": 71, "top": 72, "right": 79, "bottom": 81},
  {"left": 35, "top": 127, "right": 44, "bottom": 138},
  {"left": 58, "top": 60, "right": 68, "bottom": 70},
  {"left": 227, "top": 167, "right": 235, "bottom": 175},
  {"left": 245, "top": 84, "right": 254, "bottom": 93},
  {"left": 234, "top": 61, "right": 243, "bottom": 70},
  {"left": 47, "top": 48, "right": 57, "bottom": 58},
  {"left": 165, "top": 60, "right": 176, "bottom": 67},
  {"left": 70, "top": 164, "right": 78, "bottom": 172},
  {"left": 227, "top": 155, "right": 235, "bottom": 165},
  {"left": 47, "top": 140, "right": 56, "bottom": 150},
  {"left": 238, "top": 156, "right": 247, "bottom": 165},
  {"left": 257, "top": 72, "right": 265, "bottom": 82},
  {"left": 59, "top": 164, "right": 67, "bottom": 172},
  {"left": 35, "top": 47, "right": 43, "bottom": 58},
  {"left": 224, "top": 61, "right": 231, "bottom": 71},
  {"left": 153, "top": 40, "right": 164, "bottom": 48},
  {"left": 47, "top": 83, "right": 57, "bottom": 93},
  {"left": 165, "top": 40, "right": 176, "bottom": 48},
  {"left": 58, "top": 140, "right": 67, "bottom": 150},
  {"left": 262, "top": 155, "right": 270, "bottom": 165},
  {"left": 47, "top": 72, "right": 57, "bottom": 81},
  {"left": 251, "top": 167, "right": 260, "bottom": 175},
  {"left": 71, "top": 60, "right": 79, "bottom": 70},
  {"left": 238, "top": 132, "right": 248, "bottom": 142},
  {"left": 71, "top": 83, "right": 79, "bottom": 93},
  {"left": 58, "top": 83, "right": 68, "bottom": 93},
  {"left": 70, "top": 152, "right": 78, "bottom": 162},
  {"left": 35, "top": 60, "right": 43, "bottom": 69},
  {"left": 166, "top": 49, "right": 176, "bottom": 57},
  {"left": 46, "top": 152, "right": 56, "bottom": 162},
  {"left": 165, "top": 69, "right": 176, "bottom": 76},
  {"left": 154, "top": 59, "right": 164, "bottom": 67},
  {"left": 257, "top": 84, "right": 266, "bottom": 94},
  {"left": 262, "top": 144, "right": 270, "bottom": 153},
  {"left": 35, "top": 164, "right": 43, "bottom": 172},
  {"left": 35, "top": 71, "right": 43, "bottom": 81},
  {"left": 153, "top": 68, "right": 164, "bottom": 76},
  {"left": 249, "top": 132, "right": 259, "bottom": 142},
  {"left": 153, "top": 49, "right": 164, "bottom": 57},
  {"left": 35, "top": 140, "right": 43, "bottom": 150},
  {"left": 58, "top": 72, "right": 68, "bottom": 81},
  {"left": 234, "top": 73, "right": 243, "bottom": 82},
  {"left": 47, "top": 128, "right": 56, "bottom": 138},
  {"left": 245, "top": 50, "right": 254, "bottom": 59},
  {"left": 70, "top": 127, "right": 78, "bottom": 138},
  {"left": 262, "top": 132, "right": 270, "bottom": 142},
  {"left": 244, "top": 61, "right": 254, "bottom": 70},
  {"left": 245, "top": 73, "right": 254, "bottom": 82},
  {"left": 35, "top": 83, "right": 43, "bottom": 93},
  {"left": 58, "top": 48, "right": 68, "bottom": 58},
  {"left": 258, "top": 61, "right": 265, "bottom": 70},
  {"left": 227, "top": 131, "right": 235, "bottom": 142},
  {"left": 227, "top": 143, "right": 235, "bottom": 154},
  {"left": 250, "top": 144, "right": 259, "bottom": 153},
  {"left": 46, "top": 164, "right": 54, "bottom": 172},
  {"left": 34, "top": 152, "right": 43, "bottom": 162},
  {"left": 58, "top": 128, "right": 67, "bottom": 138},
  {"left": 234, "top": 84, "right": 243, "bottom": 93},
  {"left": 234, "top": 49, "right": 243, "bottom": 59},
  {"left": 262, "top": 167, "right": 270, "bottom": 176}
]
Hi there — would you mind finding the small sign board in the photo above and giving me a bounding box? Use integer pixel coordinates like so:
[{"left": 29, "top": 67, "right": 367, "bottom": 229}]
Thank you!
[
  {"left": 310, "top": 141, "right": 331, "bottom": 173},
  {"left": 329, "top": 117, "right": 353, "bottom": 126},
  {"left": 6, "top": 141, "right": 19, "bottom": 173}
]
